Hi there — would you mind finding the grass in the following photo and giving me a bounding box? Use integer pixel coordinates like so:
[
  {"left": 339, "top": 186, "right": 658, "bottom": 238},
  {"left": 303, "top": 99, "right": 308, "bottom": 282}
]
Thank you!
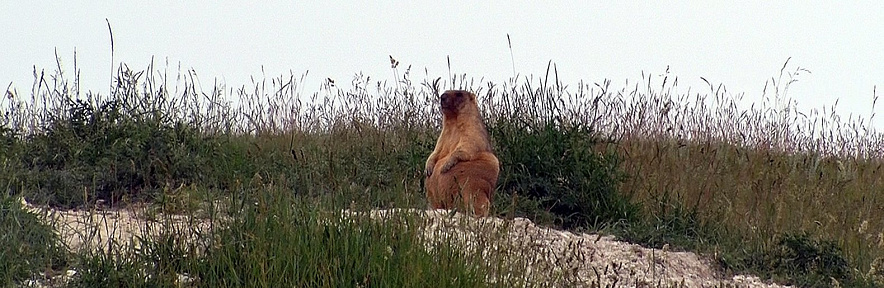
[
  {"left": 0, "top": 194, "right": 68, "bottom": 286},
  {"left": 602, "top": 62, "right": 884, "bottom": 287},
  {"left": 63, "top": 192, "right": 508, "bottom": 287},
  {"left": 1, "top": 54, "right": 883, "bottom": 287}
]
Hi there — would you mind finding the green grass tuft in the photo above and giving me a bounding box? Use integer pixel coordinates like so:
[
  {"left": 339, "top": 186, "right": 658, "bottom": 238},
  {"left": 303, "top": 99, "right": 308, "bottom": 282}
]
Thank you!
[{"left": 0, "top": 194, "right": 68, "bottom": 285}]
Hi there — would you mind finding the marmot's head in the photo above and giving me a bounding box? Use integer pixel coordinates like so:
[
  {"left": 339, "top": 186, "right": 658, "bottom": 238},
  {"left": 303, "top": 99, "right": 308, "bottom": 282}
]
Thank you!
[{"left": 440, "top": 90, "right": 476, "bottom": 115}]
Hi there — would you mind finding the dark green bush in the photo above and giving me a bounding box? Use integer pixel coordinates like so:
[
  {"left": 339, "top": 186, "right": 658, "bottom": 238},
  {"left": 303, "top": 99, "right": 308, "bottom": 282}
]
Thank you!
[
  {"left": 767, "top": 233, "right": 850, "bottom": 287},
  {"left": 491, "top": 119, "right": 638, "bottom": 230},
  {"left": 711, "top": 231, "right": 855, "bottom": 288},
  {"left": 18, "top": 96, "right": 219, "bottom": 207}
]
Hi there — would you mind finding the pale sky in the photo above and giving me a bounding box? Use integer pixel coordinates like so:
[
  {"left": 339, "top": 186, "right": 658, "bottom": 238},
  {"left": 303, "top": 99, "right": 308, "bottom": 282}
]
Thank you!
[{"left": 2, "top": 2, "right": 883, "bottom": 129}]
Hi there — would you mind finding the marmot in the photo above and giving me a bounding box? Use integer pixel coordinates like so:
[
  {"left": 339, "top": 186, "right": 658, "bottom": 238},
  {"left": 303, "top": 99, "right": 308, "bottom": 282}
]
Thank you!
[{"left": 425, "top": 90, "right": 499, "bottom": 217}]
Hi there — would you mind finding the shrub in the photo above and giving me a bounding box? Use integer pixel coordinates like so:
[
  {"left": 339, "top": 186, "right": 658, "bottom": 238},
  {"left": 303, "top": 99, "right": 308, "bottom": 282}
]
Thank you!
[
  {"left": 767, "top": 233, "right": 850, "bottom": 287},
  {"left": 491, "top": 119, "right": 638, "bottom": 230},
  {"left": 18, "top": 96, "right": 218, "bottom": 207}
]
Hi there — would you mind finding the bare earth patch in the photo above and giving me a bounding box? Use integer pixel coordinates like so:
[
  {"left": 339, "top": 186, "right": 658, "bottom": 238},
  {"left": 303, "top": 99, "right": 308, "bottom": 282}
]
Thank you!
[
  {"left": 362, "top": 209, "right": 791, "bottom": 288},
  {"left": 23, "top": 201, "right": 215, "bottom": 255},
  {"left": 23, "top": 199, "right": 788, "bottom": 287}
]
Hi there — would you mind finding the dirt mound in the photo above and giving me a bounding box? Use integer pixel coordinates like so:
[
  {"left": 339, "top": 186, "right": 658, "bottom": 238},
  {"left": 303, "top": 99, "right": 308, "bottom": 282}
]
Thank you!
[
  {"left": 23, "top": 199, "right": 789, "bottom": 287},
  {"left": 362, "top": 209, "right": 790, "bottom": 288}
]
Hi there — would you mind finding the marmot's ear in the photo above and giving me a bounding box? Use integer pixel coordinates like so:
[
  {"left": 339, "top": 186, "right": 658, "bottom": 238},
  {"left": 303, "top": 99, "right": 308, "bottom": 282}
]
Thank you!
[{"left": 462, "top": 91, "right": 477, "bottom": 104}]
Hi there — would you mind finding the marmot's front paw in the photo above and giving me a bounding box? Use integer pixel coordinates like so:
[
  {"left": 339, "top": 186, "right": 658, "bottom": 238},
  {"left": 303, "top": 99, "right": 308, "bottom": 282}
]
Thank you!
[
  {"left": 440, "top": 159, "right": 456, "bottom": 173},
  {"left": 425, "top": 162, "right": 435, "bottom": 177}
]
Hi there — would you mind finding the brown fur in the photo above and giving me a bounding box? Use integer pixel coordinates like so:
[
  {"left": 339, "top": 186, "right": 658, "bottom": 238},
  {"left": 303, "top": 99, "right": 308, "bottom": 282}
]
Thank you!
[{"left": 425, "top": 90, "right": 499, "bottom": 217}]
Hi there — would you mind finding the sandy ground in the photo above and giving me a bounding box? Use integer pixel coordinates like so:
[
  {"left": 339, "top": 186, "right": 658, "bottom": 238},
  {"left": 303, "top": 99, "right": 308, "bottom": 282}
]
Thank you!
[
  {"left": 21, "top": 199, "right": 790, "bottom": 287},
  {"left": 359, "top": 209, "right": 791, "bottom": 288}
]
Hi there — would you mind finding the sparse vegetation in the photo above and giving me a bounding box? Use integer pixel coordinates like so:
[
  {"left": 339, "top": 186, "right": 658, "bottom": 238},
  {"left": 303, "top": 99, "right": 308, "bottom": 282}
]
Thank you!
[{"left": 1, "top": 53, "right": 882, "bottom": 287}]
